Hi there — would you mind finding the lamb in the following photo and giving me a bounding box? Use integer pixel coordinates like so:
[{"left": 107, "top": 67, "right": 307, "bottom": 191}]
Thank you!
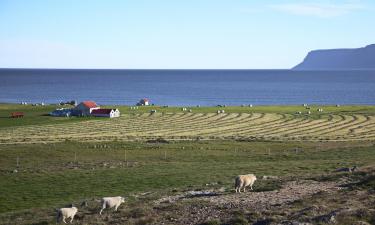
[
  {"left": 235, "top": 174, "right": 257, "bottom": 193},
  {"left": 99, "top": 196, "right": 125, "bottom": 215},
  {"left": 56, "top": 206, "right": 78, "bottom": 224}
]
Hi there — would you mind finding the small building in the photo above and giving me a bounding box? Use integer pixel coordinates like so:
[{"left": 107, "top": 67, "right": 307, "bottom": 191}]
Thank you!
[
  {"left": 11, "top": 112, "right": 24, "bottom": 118},
  {"left": 74, "top": 101, "right": 100, "bottom": 116},
  {"left": 91, "top": 109, "right": 120, "bottom": 118},
  {"left": 137, "top": 98, "right": 150, "bottom": 106}
]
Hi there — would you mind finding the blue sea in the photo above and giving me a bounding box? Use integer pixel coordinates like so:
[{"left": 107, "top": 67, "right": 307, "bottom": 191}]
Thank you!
[{"left": 0, "top": 69, "right": 374, "bottom": 106}]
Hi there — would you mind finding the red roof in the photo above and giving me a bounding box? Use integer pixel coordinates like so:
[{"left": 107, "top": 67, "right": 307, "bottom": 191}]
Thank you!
[
  {"left": 91, "top": 109, "right": 113, "bottom": 114},
  {"left": 141, "top": 98, "right": 149, "bottom": 102},
  {"left": 82, "top": 101, "right": 98, "bottom": 108}
]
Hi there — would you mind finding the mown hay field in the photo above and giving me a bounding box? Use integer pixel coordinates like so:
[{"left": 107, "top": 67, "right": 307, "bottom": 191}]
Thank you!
[{"left": 1, "top": 110, "right": 375, "bottom": 144}]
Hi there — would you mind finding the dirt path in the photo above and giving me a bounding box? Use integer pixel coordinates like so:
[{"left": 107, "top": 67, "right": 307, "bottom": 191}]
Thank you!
[
  {"left": 153, "top": 179, "right": 343, "bottom": 225},
  {"left": 206, "top": 180, "right": 340, "bottom": 209}
]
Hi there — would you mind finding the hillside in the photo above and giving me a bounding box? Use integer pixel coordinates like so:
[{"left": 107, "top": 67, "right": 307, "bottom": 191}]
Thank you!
[{"left": 293, "top": 44, "right": 375, "bottom": 70}]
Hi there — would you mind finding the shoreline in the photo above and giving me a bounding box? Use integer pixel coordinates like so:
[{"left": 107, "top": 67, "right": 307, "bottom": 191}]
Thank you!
[{"left": 1, "top": 102, "right": 375, "bottom": 107}]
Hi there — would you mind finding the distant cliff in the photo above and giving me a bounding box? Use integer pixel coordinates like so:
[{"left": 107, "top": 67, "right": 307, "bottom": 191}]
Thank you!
[{"left": 293, "top": 44, "right": 375, "bottom": 70}]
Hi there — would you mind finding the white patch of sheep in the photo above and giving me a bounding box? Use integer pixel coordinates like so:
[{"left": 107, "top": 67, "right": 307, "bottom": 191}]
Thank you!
[
  {"left": 235, "top": 174, "right": 257, "bottom": 193},
  {"left": 56, "top": 206, "right": 78, "bottom": 224},
  {"left": 99, "top": 196, "right": 125, "bottom": 215}
]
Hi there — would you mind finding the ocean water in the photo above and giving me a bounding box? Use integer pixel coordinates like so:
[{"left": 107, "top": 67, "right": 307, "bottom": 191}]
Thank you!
[{"left": 0, "top": 69, "right": 374, "bottom": 106}]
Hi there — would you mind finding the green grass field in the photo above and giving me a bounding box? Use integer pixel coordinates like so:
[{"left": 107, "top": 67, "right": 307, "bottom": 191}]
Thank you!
[
  {"left": 0, "top": 140, "right": 374, "bottom": 214},
  {"left": 1, "top": 104, "right": 375, "bottom": 224}
]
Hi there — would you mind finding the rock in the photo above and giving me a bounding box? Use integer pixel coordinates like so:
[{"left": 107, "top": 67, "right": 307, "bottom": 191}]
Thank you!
[
  {"left": 218, "top": 187, "right": 226, "bottom": 192},
  {"left": 186, "top": 190, "right": 218, "bottom": 197},
  {"left": 253, "top": 219, "right": 273, "bottom": 225},
  {"left": 335, "top": 166, "right": 358, "bottom": 173},
  {"left": 277, "top": 222, "right": 312, "bottom": 225},
  {"left": 81, "top": 201, "right": 88, "bottom": 207},
  {"left": 262, "top": 175, "right": 279, "bottom": 180},
  {"left": 12, "top": 169, "right": 18, "bottom": 173},
  {"left": 314, "top": 211, "right": 337, "bottom": 224}
]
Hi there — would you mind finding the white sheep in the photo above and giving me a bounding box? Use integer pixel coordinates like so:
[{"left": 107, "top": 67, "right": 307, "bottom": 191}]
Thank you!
[
  {"left": 99, "top": 196, "right": 125, "bottom": 215},
  {"left": 56, "top": 206, "right": 78, "bottom": 224},
  {"left": 235, "top": 174, "right": 257, "bottom": 193}
]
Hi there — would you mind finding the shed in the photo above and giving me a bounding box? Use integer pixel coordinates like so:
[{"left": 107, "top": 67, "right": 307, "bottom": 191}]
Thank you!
[
  {"left": 137, "top": 98, "right": 150, "bottom": 106},
  {"left": 91, "top": 109, "right": 120, "bottom": 118}
]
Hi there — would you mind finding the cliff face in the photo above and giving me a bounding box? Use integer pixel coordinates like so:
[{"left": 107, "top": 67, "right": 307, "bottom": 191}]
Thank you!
[{"left": 293, "top": 44, "right": 375, "bottom": 70}]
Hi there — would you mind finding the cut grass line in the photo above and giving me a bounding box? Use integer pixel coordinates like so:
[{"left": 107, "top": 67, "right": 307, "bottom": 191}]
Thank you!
[{"left": 310, "top": 115, "right": 357, "bottom": 136}]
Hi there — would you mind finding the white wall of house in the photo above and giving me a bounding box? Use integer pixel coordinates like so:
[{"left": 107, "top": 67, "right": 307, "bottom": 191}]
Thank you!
[
  {"left": 92, "top": 109, "right": 120, "bottom": 118},
  {"left": 112, "top": 109, "right": 120, "bottom": 117}
]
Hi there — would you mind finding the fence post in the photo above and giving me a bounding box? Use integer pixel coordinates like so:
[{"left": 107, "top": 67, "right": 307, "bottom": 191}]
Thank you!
[
  {"left": 16, "top": 156, "right": 19, "bottom": 168},
  {"left": 124, "top": 149, "right": 127, "bottom": 168}
]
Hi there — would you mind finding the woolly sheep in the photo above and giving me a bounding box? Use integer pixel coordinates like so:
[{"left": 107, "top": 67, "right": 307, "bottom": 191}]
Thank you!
[
  {"left": 99, "top": 196, "right": 125, "bottom": 215},
  {"left": 235, "top": 174, "right": 257, "bottom": 193},
  {"left": 56, "top": 206, "right": 78, "bottom": 224}
]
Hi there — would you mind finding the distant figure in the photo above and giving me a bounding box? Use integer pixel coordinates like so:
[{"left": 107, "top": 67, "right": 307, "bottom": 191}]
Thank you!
[{"left": 235, "top": 174, "right": 257, "bottom": 193}]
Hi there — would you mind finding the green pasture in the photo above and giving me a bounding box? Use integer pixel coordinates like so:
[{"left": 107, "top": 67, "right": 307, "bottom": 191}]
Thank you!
[{"left": 0, "top": 140, "right": 374, "bottom": 213}]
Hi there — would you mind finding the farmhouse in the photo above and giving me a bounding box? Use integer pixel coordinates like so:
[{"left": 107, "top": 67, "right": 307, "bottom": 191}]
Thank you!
[
  {"left": 91, "top": 109, "right": 120, "bottom": 118},
  {"left": 137, "top": 98, "right": 150, "bottom": 106},
  {"left": 74, "top": 101, "right": 100, "bottom": 116}
]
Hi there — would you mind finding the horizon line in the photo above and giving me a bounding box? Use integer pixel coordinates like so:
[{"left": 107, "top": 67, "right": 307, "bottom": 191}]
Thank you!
[{"left": 0, "top": 67, "right": 292, "bottom": 70}]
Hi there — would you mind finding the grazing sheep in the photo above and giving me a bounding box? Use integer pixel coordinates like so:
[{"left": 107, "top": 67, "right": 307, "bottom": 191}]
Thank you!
[
  {"left": 235, "top": 174, "right": 257, "bottom": 193},
  {"left": 99, "top": 196, "right": 125, "bottom": 215},
  {"left": 57, "top": 206, "right": 78, "bottom": 224}
]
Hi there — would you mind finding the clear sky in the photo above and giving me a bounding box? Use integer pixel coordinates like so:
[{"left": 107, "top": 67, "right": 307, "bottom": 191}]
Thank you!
[{"left": 0, "top": 0, "right": 374, "bottom": 69}]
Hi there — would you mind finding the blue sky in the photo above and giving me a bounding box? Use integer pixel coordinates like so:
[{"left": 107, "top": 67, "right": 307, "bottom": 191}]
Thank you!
[{"left": 0, "top": 0, "right": 374, "bottom": 69}]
